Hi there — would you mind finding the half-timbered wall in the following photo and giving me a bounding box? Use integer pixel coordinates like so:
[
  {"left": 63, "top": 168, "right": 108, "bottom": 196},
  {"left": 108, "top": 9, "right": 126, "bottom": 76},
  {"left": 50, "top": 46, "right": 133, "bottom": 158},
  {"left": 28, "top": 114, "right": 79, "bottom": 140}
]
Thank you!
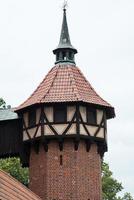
[{"left": 22, "top": 104, "right": 106, "bottom": 142}]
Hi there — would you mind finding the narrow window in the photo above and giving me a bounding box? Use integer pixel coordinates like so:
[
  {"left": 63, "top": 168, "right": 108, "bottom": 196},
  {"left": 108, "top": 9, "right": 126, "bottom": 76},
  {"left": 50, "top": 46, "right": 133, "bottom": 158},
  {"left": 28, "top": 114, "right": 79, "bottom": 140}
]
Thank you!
[
  {"left": 62, "top": 52, "right": 66, "bottom": 60},
  {"left": 69, "top": 52, "right": 72, "bottom": 60},
  {"left": 28, "top": 109, "right": 36, "bottom": 127},
  {"left": 87, "top": 107, "right": 96, "bottom": 125},
  {"left": 56, "top": 52, "right": 59, "bottom": 61},
  {"left": 54, "top": 105, "right": 67, "bottom": 123},
  {"left": 60, "top": 155, "right": 63, "bottom": 166}
]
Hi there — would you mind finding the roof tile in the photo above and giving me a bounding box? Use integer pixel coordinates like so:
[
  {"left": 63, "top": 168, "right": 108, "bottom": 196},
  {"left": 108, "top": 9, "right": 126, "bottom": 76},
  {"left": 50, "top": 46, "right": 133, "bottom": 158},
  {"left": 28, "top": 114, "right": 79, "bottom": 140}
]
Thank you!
[
  {"left": 0, "top": 170, "right": 41, "bottom": 200},
  {"left": 16, "top": 65, "right": 113, "bottom": 112}
]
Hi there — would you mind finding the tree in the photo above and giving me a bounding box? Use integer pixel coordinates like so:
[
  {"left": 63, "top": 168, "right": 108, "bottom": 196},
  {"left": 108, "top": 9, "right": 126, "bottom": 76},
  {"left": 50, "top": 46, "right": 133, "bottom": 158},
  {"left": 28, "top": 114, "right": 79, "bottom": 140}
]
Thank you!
[
  {"left": 102, "top": 162, "right": 133, "bottom": 200},
  {"left": 0, "top": 98, "right": 6, "bottom": 108},
  {"left": 0, "top": 157, "right": 29, "bottom": 186},
  {"left": 121, "top": 193, "right": 134, "bottom": 200},
  {"left": 102, "top": 162, "right": 123, "bottom": 199}
]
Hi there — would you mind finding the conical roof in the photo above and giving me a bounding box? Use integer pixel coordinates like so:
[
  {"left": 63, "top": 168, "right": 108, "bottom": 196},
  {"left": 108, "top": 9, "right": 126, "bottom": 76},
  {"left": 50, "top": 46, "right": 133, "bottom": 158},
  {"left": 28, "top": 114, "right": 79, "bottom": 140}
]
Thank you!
[{"left": 16, "top": 64, "right": 115, "bottom": 118}]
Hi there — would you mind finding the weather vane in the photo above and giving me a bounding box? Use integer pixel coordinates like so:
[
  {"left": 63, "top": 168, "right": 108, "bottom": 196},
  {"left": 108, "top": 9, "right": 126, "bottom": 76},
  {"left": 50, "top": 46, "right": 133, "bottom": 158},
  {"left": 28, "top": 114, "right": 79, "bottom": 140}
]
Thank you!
[{"left": 63, "top": 0, "right": 68, "bottom": 10}]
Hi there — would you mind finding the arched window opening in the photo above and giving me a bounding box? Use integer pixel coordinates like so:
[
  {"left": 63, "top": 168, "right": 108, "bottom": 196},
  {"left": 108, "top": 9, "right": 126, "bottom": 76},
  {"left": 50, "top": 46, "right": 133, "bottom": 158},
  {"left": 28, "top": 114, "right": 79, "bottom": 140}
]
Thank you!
[
  {"left": 62, "top": 52, "right": 67, "bottom": 60},
  {"left": 69, "top": 52, "right": 72, "bottom": 60},
  {"left": 56, "top": 52, "right": 59, "bottom": 61}
]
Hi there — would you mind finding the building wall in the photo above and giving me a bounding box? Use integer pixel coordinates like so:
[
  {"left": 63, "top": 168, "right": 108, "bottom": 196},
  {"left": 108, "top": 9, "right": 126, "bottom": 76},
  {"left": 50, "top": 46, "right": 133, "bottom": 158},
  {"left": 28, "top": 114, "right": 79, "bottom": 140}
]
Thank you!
[
  {"left": 23, "top": 106, "right": 105, "bottom": 141},
  {"left": 29, "top": 140, "right": 102, "bottom": 200}
]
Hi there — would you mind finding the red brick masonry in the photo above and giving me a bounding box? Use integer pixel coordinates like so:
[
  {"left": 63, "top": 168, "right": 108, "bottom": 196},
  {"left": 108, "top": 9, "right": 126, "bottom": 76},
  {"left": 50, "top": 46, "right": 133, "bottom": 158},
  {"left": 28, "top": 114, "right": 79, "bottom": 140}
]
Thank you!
[{"left": 29, "top": 141, "right": 102, "bottom": 200}]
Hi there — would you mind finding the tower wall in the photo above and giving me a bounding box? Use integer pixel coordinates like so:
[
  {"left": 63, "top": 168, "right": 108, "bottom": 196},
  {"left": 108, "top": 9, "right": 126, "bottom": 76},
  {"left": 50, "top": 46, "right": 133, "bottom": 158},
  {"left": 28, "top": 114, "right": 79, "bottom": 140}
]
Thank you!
[{"left": 29, "top": 140, "right": 102, "bottom": 200}]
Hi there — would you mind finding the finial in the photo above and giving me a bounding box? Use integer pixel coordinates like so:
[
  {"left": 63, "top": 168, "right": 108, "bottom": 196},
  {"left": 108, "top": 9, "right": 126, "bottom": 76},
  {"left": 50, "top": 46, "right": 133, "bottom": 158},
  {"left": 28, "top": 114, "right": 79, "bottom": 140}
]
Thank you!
[
  {"left": 53, "top": 0, "right": 77, "bottom": 65},
  {"left": 63, "top": 0, "right": 68, "bottom": 11}
]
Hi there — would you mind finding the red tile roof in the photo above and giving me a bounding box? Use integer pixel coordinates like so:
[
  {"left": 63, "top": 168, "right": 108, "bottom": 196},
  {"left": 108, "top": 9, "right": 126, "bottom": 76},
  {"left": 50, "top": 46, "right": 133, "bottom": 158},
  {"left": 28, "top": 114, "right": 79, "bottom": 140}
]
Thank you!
[
  {"left": 0, "top": 170, "right": 41, "bottom": 200},
  {"left": 16, "top": 64, "right": 114, "bottom": 115}
]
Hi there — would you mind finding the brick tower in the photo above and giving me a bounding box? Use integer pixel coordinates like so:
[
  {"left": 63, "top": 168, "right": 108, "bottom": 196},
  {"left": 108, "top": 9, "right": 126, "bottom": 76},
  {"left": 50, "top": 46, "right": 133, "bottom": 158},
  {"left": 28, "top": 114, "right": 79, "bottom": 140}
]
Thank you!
[{"left": 16, "top": 7, "right": 115, "bottom": 200}]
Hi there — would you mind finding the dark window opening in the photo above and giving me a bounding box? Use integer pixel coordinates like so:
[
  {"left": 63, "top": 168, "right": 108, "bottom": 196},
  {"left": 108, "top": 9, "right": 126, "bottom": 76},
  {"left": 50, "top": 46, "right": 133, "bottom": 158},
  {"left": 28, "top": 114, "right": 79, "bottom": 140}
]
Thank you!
[
  {"left": 28, "top": 109, "right": 36, "bottom": 127},
  {"left": 60, "top": 155, "right": 63, "bottom": 165},
  {"left": 56, "top": 52, "right": 59, "bottom": 61},
  {"left": 54, "top": 105, "right": 67, "bottom": 123},
  {"left": 69, "top": 52, "right": 73, "bottom": 60},
  {"left": 87, "top": 107, "right": 96, "bottom": 125},
  {"left": 62, "top": 52, "right": 67, "bottom": 60}
]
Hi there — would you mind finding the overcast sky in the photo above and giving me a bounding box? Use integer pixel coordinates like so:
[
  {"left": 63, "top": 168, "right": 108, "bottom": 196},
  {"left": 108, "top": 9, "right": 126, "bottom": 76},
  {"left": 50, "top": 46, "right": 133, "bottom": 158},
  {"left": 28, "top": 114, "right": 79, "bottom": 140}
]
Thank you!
[{"left": 0, "top": 0, "right": 134, "bottom": 197}]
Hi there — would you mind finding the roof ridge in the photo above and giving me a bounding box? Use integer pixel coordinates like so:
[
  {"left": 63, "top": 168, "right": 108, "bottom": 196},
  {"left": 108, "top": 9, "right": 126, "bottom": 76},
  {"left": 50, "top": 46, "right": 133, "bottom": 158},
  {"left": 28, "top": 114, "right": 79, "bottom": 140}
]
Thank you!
[
  {"left": 16, "top": 66, "right": 58, "bottom": 110},
  {"left": 41, "top": 65, "right": 59, "bottom": 102},
  {"left": 69, "top": 66, "right": 82, "bottom": 101},
  {"left": 76, "top": 67, "right": 112, "bottom": 107},
  {"left": 29, "top": 66, "right": 57, "bottom": 101}
]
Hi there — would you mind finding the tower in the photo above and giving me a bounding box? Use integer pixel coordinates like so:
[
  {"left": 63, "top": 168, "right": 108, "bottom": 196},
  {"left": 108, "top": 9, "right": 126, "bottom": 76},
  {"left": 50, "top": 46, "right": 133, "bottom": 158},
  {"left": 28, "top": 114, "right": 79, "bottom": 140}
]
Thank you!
[{"left": 15, "top": 8, "right": 115, "bottom": 200}]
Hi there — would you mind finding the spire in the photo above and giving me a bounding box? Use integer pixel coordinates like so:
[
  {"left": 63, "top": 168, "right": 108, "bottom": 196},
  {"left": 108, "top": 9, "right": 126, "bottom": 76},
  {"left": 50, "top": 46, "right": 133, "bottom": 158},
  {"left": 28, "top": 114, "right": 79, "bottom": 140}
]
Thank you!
[{"left": 53, "top": 6, "right": 77, "bottom": 65}]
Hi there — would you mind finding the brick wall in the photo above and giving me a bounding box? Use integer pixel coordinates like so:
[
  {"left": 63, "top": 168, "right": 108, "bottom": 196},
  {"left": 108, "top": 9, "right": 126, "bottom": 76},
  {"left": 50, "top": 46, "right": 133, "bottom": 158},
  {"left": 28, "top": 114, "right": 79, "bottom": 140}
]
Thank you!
[{"left": 29, "top": 140, "right": 102, "bottom": 200}]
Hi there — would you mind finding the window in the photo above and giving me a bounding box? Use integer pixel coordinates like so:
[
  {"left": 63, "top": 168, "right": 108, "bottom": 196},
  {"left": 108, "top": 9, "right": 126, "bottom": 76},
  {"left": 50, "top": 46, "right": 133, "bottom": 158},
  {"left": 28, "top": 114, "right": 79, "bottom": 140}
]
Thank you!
[
  {"left": 60, "top": 155, "right": 63, "bottom": 165},
  {"left": 62, "top": 52, "right": 67, "bottom": 60},
  {"left": 69, "top": 52, "right": 72, "bottom": 60},
  {"left": 56, "top": 52, "right": 59, "bottom": 61},
  {"left": 28, "top": 109, "right": 36, "bottom": 127},
  {"left": 54, "top": 105, "right": 67, "bottom": 123},
  {"left": 87, "top": 107, "right": 96, "bottom": 124}
]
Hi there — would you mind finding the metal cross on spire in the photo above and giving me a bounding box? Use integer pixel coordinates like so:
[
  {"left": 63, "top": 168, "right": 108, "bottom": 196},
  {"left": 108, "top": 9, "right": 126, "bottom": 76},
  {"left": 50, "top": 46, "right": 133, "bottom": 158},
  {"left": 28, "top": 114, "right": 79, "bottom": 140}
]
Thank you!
[{"left": 63, "top": 0, "right": 68, "bottom": 11}]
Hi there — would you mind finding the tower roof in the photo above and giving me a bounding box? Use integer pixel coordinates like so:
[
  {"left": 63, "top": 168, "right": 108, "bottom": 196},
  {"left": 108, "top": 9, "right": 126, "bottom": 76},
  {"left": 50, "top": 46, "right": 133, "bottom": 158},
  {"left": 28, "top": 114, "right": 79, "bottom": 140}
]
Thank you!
[
  {"left": 16, "top": 7, "right": 115, "bottom": 119},
  {"left": 16, "top": 65, "right": 115, "bottom": 118}
]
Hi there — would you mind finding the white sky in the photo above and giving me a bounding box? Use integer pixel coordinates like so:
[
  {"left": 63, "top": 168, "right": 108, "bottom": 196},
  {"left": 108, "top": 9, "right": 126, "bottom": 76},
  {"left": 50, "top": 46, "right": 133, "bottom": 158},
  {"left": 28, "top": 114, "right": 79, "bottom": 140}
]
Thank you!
[{"left": 0, "top": 0, "right": 134, "bottom": 197}]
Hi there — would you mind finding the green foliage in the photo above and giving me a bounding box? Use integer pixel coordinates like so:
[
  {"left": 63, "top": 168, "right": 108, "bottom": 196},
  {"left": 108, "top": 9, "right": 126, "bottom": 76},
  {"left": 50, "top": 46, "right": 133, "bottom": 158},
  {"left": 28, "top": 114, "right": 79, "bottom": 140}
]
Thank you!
[
  {"left": 102, "top": 162, "right": 133, "bottom": 200},
  {"left": 0, "top": 157, "right": 29, "bottom": 186},
  {"left": 0, "top": 98, "right": 6, "bottom": 108},
  {"left": 121, "top": 193, "right": 134, "bottom": 200},
  {"left": 102, "top": 162, "right": 123, "bottom": 199}
]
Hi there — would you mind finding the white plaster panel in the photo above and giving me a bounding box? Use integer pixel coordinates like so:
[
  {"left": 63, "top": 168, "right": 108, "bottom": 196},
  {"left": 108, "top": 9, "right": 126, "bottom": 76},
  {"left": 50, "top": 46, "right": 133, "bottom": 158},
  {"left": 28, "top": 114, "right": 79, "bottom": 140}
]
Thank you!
[
  {"left": 53, "top": 124, "right": 68, "bottom": 135},
  {"left": 23, "top": 131, "right": 29, "bottom": 141},
  {"left": 44, "top": 107, "right": 53, "bottom": 122},
  {"left": 44, "top": 125, "right": 55, "bottom": 136},
  {"left": 96, "top": 128, "right": 104, "bottom": 138},
  {"left": 23, "top": 112, "right": 28, "bottom": 127},
  {"left": 85, "top": 125, "right": 98, "bottom": 136},
  {"left": 80, "top": 106, "right": 86, "bottom": 122},
  {"left": 80, "top": 124, "right": 87, "bottom": 135},
  {"left": 67, "top": 123, "right": 76, "bottom": 135},
  {"left": 67, "top": 106, "right": 76, "bottom": 121},
  {"left": 97, "top": 110, "right": 103, "bottom": 124},
  {"left": 36, "top": 108, "right": 41, "bottom": 124},
  {"left": 29, "top": 127, "right": 36, "bottom": 138}
]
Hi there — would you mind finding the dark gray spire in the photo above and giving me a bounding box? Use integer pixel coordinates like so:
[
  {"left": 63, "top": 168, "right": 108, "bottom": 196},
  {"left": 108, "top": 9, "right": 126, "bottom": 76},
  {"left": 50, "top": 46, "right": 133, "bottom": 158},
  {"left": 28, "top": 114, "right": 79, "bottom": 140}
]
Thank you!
[{"left": 53, "top": 8, "right": 77, "bottom": 65}]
